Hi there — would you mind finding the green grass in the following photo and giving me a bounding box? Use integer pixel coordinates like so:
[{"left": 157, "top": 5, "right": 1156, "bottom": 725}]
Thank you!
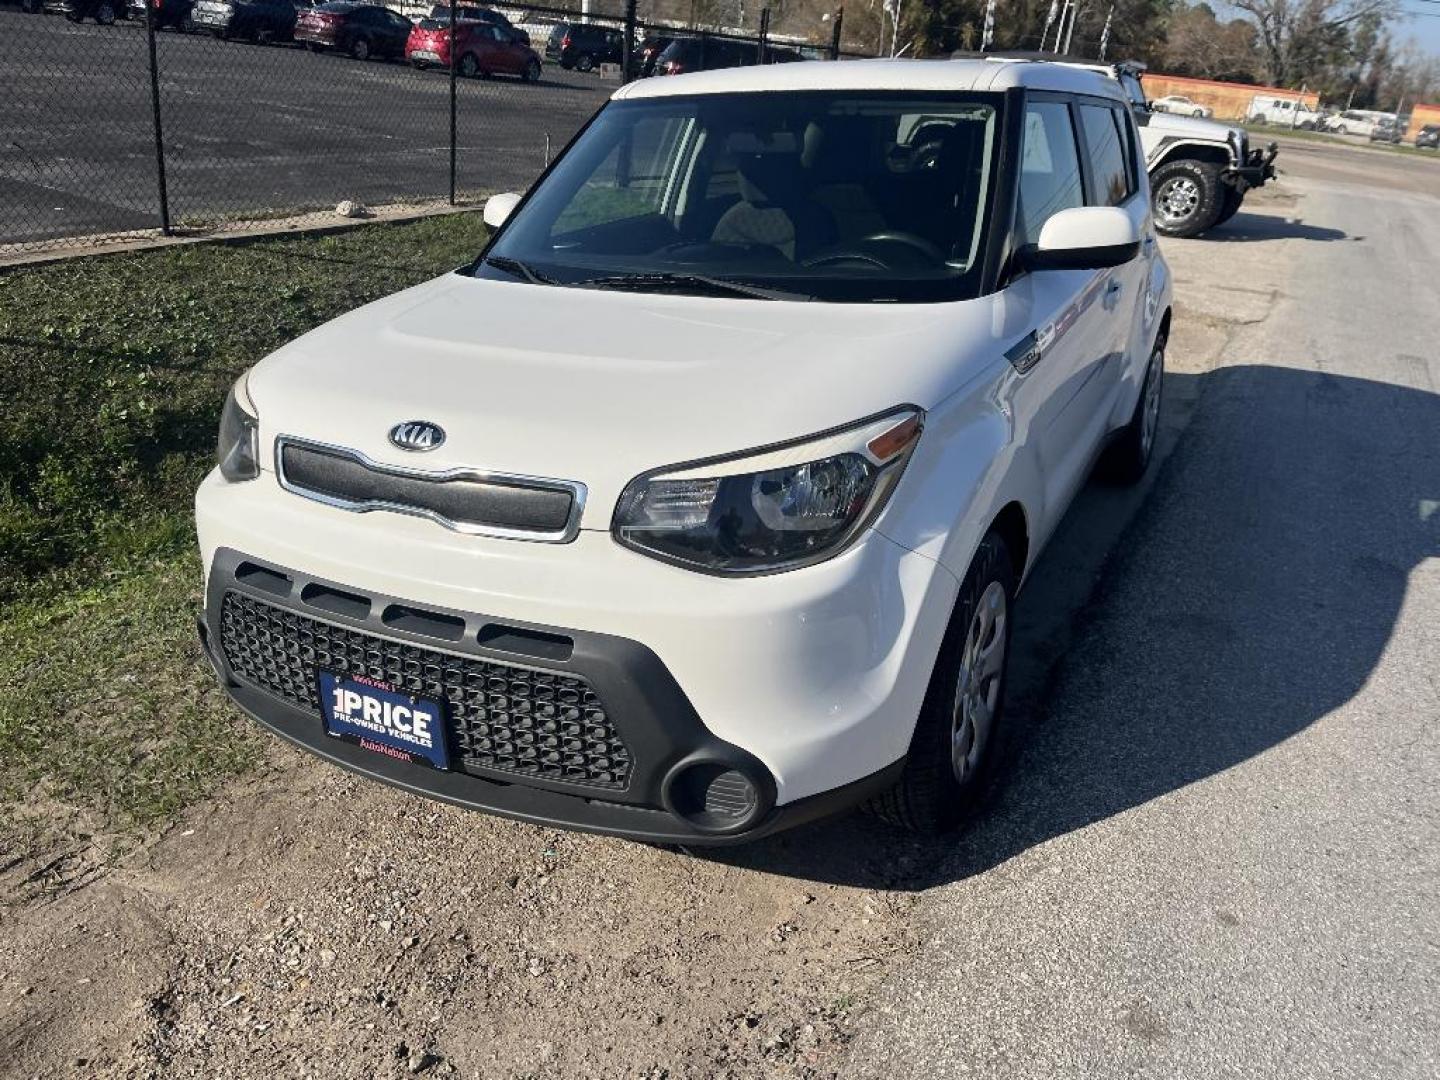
[{"left": 0, "top": 212, "right": 491, "bottom": 856}]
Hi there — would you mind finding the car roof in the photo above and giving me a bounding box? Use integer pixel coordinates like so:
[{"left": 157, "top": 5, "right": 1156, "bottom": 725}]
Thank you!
[{"left": 612, "top": 57, "right": 1125, "bottom": 102}]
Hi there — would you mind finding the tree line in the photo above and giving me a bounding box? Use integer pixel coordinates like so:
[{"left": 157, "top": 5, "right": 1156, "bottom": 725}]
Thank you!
[{"left": 641, "top": 0, "right": 1439, "bottom": 110}]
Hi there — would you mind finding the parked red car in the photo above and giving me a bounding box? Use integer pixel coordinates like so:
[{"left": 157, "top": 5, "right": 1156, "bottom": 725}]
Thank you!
[
  {"left": 405, "top": 18, "right": 542, "bottom": 81},
  {"left": 294, "top": 2, "right": 413, "bottom": 60}
]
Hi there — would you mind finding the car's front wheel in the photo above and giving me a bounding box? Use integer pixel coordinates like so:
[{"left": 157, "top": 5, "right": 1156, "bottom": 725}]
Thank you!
[
  {"left": 575, "top": 51, "right": 595, "bottom": 72},
  {"left": 349, "top": 35, "right": 370, "bottom": 60},
  {"left": 458, "top": 51, "right": 480, "bottom": 77},
  {"left": 95, "top": 1, "right": 117, "bottom": 23},
  {"left": 1151, "top": 158, "right": 1223, "bottom": 239},
  {"left": 870, "top": 530, "right": 1016, "bottom": 834},
  {"left": 522, "top": 57, "right": 541, "bottom": 81}
]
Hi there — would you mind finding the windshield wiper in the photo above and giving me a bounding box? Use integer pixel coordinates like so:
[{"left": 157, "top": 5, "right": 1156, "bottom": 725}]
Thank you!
[
  {"left": 483, "top": 254, "right": 557, "bottom": 286},
  {"left": 576, "top": 272, "right": 813, "bottom": 302}
]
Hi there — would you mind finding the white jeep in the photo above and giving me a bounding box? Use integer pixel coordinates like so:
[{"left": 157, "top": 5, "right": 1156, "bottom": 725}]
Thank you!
[{"left": 1037, "top": 59, "right": 1279, "bottom": 238}]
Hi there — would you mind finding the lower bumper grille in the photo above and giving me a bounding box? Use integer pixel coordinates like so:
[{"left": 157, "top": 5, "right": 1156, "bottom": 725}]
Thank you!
[{"left": 218, "top": 590, "right": 632, "bottom": 790}]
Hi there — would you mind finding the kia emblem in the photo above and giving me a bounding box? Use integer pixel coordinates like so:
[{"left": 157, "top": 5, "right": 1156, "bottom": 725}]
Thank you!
[{"left": 389, "top": 420, "right": 445, "bottom": 452}]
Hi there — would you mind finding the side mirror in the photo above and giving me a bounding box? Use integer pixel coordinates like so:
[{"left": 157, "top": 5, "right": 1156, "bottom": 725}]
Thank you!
[
  {"left": 483, "top": 192, "right": 522, "bottom": 230},
  {"left": 1022, "top": 206, "right": 1141, "bottom": 272}
]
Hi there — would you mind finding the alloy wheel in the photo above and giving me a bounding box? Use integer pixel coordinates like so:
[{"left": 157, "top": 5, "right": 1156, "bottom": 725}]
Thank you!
[
  {"left": 951, "top": 580, "right": 1007, "bottom": 785},
  {"left": 1141, "top": 345, "right": 1164, "bottom": 459},
  {"left": 1156, "top": 176, "right": 1200, "bottom": 227}
]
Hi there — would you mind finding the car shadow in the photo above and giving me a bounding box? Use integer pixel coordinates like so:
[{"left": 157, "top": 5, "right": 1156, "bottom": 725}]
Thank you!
[
  {"left": 1209, "top": 211, "right": 1352, "bottom": 243},
  {"left": 702, "top": 364, "right": 1439, "bottom": 890}
]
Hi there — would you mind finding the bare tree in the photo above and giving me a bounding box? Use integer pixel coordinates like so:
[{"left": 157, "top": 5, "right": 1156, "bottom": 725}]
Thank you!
[{"left": 1229, "top": 0, "right": 1397, "bottom": 86}]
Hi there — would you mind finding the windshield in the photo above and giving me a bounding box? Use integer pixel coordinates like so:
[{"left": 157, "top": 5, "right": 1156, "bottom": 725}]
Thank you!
[{"left": 476, "top": 91, "right": 1003, "bottom": 303}]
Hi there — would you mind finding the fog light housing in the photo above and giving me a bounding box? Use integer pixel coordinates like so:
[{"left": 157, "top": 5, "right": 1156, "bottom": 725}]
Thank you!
[{"left": 664, "top": 759, "right": 771, "bottom": 834}]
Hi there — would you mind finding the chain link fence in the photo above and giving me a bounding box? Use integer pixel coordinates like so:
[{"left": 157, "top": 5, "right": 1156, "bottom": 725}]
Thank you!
[{"left": 0, "top": 1, "right": 865, "bottom": 258}]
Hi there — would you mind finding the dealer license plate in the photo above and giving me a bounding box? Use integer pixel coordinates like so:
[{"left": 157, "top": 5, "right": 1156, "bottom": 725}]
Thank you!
[{"left": 318, "top": 671, "right": 450, "bottom": 770}]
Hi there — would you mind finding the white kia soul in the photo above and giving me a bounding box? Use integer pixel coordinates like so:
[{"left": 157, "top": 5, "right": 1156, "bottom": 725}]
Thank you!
[{"left": 197, "top": 57, "right": 1172, "bottom": 844}]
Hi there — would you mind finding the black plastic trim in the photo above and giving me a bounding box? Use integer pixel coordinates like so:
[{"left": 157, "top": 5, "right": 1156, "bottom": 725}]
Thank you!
[
  {"left": 198, "top": 549, "right": 899, "bottom": 843},
  {"left": 192, "top": 558, "right": 898, "bottom": 846}
]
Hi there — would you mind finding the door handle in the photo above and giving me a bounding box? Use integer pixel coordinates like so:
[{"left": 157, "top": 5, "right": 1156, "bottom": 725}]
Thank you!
[
  {"left": 1142, "top": 235, "right": 1156, "bottom": 252},
  {"left": 1106, "top": 278, "right": 1123, "bottom": 296}
]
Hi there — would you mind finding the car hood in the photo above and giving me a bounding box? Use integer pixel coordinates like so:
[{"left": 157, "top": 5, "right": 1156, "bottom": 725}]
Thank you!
[
  {"left": 245, "top": 273, "right": 1006, "bottom": 526},
  {"left": 1145, "top": 110, "right": 1238, "bottom": 143}
]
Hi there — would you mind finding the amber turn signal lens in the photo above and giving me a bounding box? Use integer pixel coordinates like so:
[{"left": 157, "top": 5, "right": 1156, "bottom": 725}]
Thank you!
[{"left": 867, "top": 414, "right": 922, "bottom": 463}]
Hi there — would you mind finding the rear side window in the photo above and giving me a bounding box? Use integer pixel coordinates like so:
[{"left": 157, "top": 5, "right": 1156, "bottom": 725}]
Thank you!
[
  {"left": 1017, "top": 100, "right": 1084, "bottom": 247},
  {"left": 1078, "top": 103, "right": 1133, "bottom": 207}
]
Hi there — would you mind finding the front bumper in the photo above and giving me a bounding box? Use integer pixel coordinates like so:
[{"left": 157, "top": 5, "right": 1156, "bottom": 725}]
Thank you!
[
  {"left": 198, "top": 547, "right": 905, "bottom": 843},
  {"left": 196, "top": 468, "right": 956, "bottom": 842},
  {"left": 1227, "top": 142, "right": 1279, "bottom": 190}
]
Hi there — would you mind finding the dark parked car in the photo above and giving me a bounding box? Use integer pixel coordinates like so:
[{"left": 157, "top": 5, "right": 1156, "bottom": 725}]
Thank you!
[
  {"left": 294, "top": 2, "right": 411, "bottom": 59},
  {"left": 127, "top": 0, "right": 194, "bottom": 28},
  {"left": 1368, "top": 117, "right": 1404, "bottom": 145},
  {"left": 633, "top": 34, "right": 673, "bottom": 77},
  {"left": 405, "top": 17, "right": 540, "bottom": 79},
  {"left": 5, "top": 0, "right": 44, "bottom": 13},
  {"left": 544, "top": 21, "right": 624, "bottom": 72},
  {"left": 1416, "top": 125, "right": 1439, "bottom": 150},
  {"left": 191, "top": 0, "right": 297, "bottom": 41},
  {"left": 47, "top": 0, "right": 128, "bottom": 23},
  {"left": 654, "top": 36, "right": 755, "bottom": 75}
]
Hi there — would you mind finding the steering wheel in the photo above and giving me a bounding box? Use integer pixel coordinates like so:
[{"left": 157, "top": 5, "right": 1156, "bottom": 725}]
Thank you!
[{"left": 859, "top": 231, "right": 947, "bottom": 261}]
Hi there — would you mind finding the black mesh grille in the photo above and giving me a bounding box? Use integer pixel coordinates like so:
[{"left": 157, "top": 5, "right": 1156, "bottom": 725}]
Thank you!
[{"left": 219, "top": 591, "right": 632, "bottom": 790}]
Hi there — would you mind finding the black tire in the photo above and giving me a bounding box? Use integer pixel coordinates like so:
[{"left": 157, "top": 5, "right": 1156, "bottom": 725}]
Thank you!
[
  {"left": 869, "top": 531, "right": 1017, "bottom": 834},
  {"left": 559, "top": 58, "right": 574, "bottom": 70},
  {"left": 458, "top": 51, "right": 479, "bottom": 78},
  {"left": 522, "top": 57, "right": 541, "bottom": 82},
  {"left": 349, "top": 35, "right": 370, "bottom": 60},
  {"left": 95, "top": 1, "right": 116, "bottom": 23},
  {"left": 1101, "top": 332, "right": 1166, "bottom": 485},
  {"left": 1214, "top": 185, "right": 1244, "bottom": 227},
  {"left": 575, "top": 51, "right": 595, "bottom": 72},
  {"left": 1150, "top": 158, "right": 1223, "bottom": 239}
]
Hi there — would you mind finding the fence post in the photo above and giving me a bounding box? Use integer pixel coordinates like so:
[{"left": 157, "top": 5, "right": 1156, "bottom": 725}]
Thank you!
[
  {"left": 622, "top": 0, "right": 637, "bottom": 83},
  {"left": 144, "top": 16, "right": 171, "bottom": 234},
  {"left": 700, "top": 30, "right": 709, "bottom": 69},
  {"left": 829, "top": 7, "right": 843, "bottom": 60},
  {"left": 448, "top": 5, "right": 457, "bottom": 204},
  {"left": 757, "top": 8, "right": 769, "bottom": 65}
]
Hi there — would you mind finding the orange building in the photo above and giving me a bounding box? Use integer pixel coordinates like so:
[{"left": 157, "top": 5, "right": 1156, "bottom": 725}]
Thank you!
[
  {"left": 1405, "top": 102, "right": 1440, "bottom": 143},
  {"left": 1139, "top": 72, "right": 1320, "bottom": 121}
]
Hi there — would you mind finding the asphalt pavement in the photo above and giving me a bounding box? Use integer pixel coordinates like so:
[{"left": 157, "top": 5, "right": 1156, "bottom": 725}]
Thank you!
[
  {"left": 0, "top": 12, "right": 609, "bottom": 248},
  {"left": 845, "top": 154, "right": 1440, "bottom": 1075}
]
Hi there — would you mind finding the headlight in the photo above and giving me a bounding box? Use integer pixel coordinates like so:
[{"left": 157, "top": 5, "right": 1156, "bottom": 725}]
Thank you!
[
  {"left": 612, "top": 408, "right": 923, "bottom": 575},
  {"left": 216, "top": 377, "right": 260, "bottom": 482}
]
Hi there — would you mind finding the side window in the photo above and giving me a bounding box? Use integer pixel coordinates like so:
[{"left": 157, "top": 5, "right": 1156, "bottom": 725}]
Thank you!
[
  {"left": 1017, "top": 100, "right": 1085, "bottom": 247},
  {"left": 1113, "top": 104, "right": 1142, "bottom": 195},
  {"left": 1078, "top": 102, "right": 1133, "bottom": 207}
]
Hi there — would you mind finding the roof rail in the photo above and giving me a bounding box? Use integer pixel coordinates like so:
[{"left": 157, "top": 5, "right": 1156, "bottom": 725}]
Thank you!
[{"left": 948, "top": 50, "right": 1147, "bottom": 75}]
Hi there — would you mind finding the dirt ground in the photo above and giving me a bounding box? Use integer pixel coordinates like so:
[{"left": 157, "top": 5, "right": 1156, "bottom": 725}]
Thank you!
[
  {"left": 1, "top": 745, "right": 932, "bottom": 1079},
  {"left": 0, "top": 182, "right": 1313, "bottom": 1080}
]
